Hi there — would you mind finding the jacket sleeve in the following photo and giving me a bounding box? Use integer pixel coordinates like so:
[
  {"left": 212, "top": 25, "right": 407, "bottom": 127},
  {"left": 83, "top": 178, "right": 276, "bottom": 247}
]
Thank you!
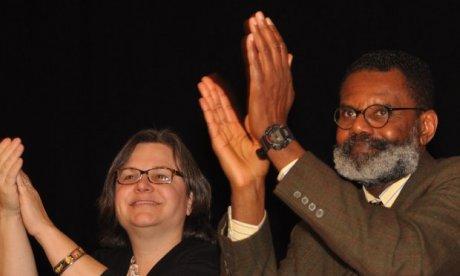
[
  {"left": 275, "top": 151, "right": 460, "bottom": 275},
  {"left": 217, "top": 213, "right": 278, "bottom": 276}
]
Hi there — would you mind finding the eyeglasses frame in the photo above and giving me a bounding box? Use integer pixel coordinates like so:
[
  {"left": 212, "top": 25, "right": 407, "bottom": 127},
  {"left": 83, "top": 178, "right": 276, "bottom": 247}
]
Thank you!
[
  {"left": 334, "top": 104, "right": 427, "bottom": 130},
  {"left": 116, "top": 166, "right": 184, "bottom": 185}
]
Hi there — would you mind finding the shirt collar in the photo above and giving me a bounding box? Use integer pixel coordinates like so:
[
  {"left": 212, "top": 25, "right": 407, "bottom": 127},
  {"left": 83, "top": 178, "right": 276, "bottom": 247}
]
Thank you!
[{"left": 363, "top": 174, "right": 411, "bottom": 208}]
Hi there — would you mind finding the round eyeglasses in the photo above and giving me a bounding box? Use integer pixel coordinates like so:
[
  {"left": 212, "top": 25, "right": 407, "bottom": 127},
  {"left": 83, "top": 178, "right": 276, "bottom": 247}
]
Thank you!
[
  {"left": 116, "top": 167, "right": 184, "bottom": 185},
  {"left": 333, "top": 104, "right": 426, "bottom": 130}
]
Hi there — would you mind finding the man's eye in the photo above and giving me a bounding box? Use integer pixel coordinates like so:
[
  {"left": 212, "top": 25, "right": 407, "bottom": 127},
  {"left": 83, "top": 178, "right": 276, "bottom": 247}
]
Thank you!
[
  {"left": 375, "top": 108, "right": 388, "bottom": 117},
  {"left": 342, "top": 109, "right": 356, "bottom": 118}
]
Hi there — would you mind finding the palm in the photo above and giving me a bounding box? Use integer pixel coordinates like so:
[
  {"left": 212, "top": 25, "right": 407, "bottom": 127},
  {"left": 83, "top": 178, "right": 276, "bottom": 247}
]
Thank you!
[{"left": 198, "top": 77, "right": 269, "bottom": 187}]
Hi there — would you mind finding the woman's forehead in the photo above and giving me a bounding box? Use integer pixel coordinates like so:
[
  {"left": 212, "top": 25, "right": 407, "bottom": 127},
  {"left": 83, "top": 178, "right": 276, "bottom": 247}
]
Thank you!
[{"left": 124, "top": 142, "right": 178, "bottom": 168}]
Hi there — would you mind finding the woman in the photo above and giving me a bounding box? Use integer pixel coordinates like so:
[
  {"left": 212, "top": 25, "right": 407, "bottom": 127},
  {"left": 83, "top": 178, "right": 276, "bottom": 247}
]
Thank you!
[{"left": 0, "top": 129, "right": 219, "bottom": 275}]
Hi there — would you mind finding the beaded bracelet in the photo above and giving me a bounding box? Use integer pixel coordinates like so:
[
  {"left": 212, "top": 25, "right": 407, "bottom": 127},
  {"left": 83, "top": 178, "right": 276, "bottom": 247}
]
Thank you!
[{"left": 53, "top": 247, "right": 86, "bottom": 275}]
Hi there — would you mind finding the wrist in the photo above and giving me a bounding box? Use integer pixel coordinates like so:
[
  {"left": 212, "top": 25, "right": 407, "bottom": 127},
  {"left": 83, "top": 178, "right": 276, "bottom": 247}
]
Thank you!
[
  {"left": 257, "top": 124, "right": 294, "bottom": 159},
  {"left": 0, "top": 209, "right": 21, "bottom": 219},
  {"left": 32, "top": 220, "right": 57, "bottom": 241},
  {"left": 267, "top": 140, "right": 306, "bottom": 171}
]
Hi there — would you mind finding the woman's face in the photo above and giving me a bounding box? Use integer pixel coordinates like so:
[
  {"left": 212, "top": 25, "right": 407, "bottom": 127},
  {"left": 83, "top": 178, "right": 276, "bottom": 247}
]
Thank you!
[{"left": 114, "top": 142, "right": 192, "bottom": 234}]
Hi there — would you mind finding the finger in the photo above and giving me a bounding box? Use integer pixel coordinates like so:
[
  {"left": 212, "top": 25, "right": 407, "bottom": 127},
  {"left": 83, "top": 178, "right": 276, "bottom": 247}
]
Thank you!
[
  {"left": 288, "top": 54, "right": 293, "bottom": 67},
  {"left": 265, "top": 17, "right": 289, "bottom": 68},
  {"left": 244, "top": 116, "right": 259, "bottom": 143},
  {"left": 215, "top": 84, "right": 239, "bottom": 124},
  {"left": 246, "top": 34, "right": 263, "bottom": 83},
  {"left": 0, "top": 138, "right": 12, "bottom": 156},
  {"left": 202, "top": 77, "right": 228, "bottom": 126},
  {"left": 198, "top": 80, "right": 227, "bottom": 132},
  {"left": 198, "top": 76, "right": 212, "bottom": 99},
  {"left": 199, "top": 97, "right": 220, "bottom": 138},
  {"left": 202, "top": 76, "right": 240, "bottom": 124},
  {"left": 5, "top": 157, "right": 23, "bottom": 186},
  {"left": 255, "top": 14, "right": 282, "bottom": 68},
  {"left": 0, "top": 138, "right": 21, "bottom": 168},
  {"left": 199, "top": 98, "right": 230, "bottom": 151},
  {"left": 0, "top": 144, "right": 24, "bottom": 184},
  {"left": 249, "top": 16, "right": 274, "bottom": 70},
  {"left": 16, "top": 171, "right": 32, "bottom": 192},
  {"left": 19, "top": 170, "right": 32, "bottom": 186}
]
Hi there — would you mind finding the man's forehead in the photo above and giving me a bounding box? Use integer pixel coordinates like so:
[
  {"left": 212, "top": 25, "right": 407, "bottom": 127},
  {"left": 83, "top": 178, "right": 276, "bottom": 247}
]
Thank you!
[{"left": 339, "top": 69, "right": 415, "bottom": 107}]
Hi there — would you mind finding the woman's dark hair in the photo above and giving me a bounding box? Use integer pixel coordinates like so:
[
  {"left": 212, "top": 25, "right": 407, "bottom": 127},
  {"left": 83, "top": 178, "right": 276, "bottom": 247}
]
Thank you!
[{"left": 98, "top": 129, "right": 214, "bottom": 247}]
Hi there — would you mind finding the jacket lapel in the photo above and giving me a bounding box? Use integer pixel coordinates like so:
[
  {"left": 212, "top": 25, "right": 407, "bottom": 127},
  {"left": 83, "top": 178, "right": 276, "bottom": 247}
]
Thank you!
[{"left": 392, "top": 150, "right": 436, "bottom": 209}]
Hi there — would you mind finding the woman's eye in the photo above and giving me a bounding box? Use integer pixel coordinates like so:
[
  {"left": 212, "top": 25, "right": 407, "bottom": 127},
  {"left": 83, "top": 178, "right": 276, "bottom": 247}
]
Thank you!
[
  {"left": 154, "top": 174, "right": 170, "bottom": 181},
  {"left": 123, "top": 174, "right": 136, "bottom": 180}
]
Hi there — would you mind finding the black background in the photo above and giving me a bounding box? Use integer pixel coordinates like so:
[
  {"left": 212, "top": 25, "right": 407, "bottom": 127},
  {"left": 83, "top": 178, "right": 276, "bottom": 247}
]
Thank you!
[{"left": 4, "top": 1, "right": 460, "bottom": 274}]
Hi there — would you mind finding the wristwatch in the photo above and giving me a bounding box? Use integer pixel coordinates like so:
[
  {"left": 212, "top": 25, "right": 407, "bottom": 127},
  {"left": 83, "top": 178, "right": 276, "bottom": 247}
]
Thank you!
[{"left": 256, "top": 124, "right": 295, "bottom": 159}]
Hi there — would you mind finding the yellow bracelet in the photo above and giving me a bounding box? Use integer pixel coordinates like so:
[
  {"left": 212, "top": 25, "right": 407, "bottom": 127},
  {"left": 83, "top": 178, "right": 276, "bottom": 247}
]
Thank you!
[{"left": 53, "top": 247, "right": 86, "bottom": 275}]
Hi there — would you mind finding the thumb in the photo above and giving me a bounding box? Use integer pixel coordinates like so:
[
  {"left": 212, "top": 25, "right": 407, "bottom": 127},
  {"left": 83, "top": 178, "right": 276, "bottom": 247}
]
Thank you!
[{"left": 244, "top": 116, "right": 260, "bottom": 144}]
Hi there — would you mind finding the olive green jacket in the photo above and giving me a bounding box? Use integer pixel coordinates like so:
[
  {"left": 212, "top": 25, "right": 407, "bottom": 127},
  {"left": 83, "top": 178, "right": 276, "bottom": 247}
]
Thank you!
[{"left": 219, "top": 151, "right": 460, "bottom": 275}]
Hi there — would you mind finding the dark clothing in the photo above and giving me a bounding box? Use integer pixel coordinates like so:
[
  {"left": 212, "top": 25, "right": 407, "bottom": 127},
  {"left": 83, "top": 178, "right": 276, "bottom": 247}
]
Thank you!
[{"left": 94, "top": 238, "right": 219, "bottom": 276}]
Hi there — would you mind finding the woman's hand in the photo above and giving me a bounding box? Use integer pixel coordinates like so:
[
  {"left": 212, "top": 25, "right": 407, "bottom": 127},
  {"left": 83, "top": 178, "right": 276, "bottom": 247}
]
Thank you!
[
  {"left": 0, "top": 138, "right": 24, "bottom": 217},
  {"left": 198, "top": 76, "right": 268, "bottom": 224},
  {"left": 16, "top": 171, "right": 54, "bottom": 237}
]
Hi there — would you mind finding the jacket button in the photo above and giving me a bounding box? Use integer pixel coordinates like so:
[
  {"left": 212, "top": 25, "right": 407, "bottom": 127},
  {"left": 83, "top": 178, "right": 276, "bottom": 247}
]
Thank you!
[
  {"left": 308, "top": 202, "right": 316, "bottom": 211},
  {"left": 293, "top": 191, "right": 302, "bottom": 198},
  {"left": 315, "top": 208, "right": 324, "bottom": 218},
  {"left": 301, "top": 196, "right": 309, "bottom": 205}
]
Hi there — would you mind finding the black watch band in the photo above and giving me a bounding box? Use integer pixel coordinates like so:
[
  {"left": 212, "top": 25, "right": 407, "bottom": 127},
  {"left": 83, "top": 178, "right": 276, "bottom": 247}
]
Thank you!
[{"left": 256, "top": 124, "right": 294, "bottom": 160}]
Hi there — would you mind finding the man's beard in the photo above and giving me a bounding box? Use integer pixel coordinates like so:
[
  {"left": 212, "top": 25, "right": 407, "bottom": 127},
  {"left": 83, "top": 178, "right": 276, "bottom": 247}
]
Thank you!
[{"left": 333, "top": 127, "right": 421, "bottom": 187}]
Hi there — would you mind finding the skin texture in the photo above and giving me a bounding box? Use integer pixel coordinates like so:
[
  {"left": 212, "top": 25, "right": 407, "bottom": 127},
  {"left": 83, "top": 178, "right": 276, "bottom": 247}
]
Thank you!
[
  {"left": 2, "top": 140, "right": 198, "bottom": 275},
  {"left": 0, "top": 138, "right": 38, "bottom": 276},
  {"left": 198, "top": 11, "right": 295, "bottom": 224},
  {"left": 115, "top": 143, "right": 193, "bottom": 235},
  {"left": 199, "top": 11, "right": 439, "bottom": 224},
  {"left": 338, "top": 69, "right": 419, "bottom": 155},
  {"left": 198, "top": 76, "right": 269, "bottom": 224},
  {"left": 338, "top": 69, "right": 438, "bottom": 195}
]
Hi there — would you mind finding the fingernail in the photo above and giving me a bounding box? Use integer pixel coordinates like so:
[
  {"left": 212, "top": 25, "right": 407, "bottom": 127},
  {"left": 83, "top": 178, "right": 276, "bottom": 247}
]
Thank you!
[
  {"left": 266, "top": 17, "right": 274, "bottom": 25},
  {"left": 256, "top": 11, "right": 265, "bottom": 19}
]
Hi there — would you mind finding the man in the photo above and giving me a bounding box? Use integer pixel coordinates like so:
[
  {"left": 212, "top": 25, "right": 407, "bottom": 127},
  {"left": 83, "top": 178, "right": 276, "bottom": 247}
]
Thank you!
[{"left": 198, "top": 11, "right": 460, "bottom": 275}]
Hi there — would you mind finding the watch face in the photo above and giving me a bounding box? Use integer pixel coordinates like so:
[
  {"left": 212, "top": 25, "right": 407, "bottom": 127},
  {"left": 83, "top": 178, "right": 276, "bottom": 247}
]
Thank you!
[
  {"left": 263, "top": 125, "right": 293, "bottom": 151},
  {"left": 269, "top": 129, "right": 285, "bottom": 143}
]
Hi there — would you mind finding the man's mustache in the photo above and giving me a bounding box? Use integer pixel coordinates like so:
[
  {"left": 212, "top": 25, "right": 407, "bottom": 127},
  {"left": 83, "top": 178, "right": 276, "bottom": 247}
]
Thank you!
[{"left": 341, "top": 133, "right": 389, "bottom": 156}]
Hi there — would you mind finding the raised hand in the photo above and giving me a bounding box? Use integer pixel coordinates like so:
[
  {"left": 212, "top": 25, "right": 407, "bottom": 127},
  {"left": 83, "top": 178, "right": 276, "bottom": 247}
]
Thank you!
[
  {"left": 198, "top": 76, "right": 268, "bottom": 224},
  {"left": 16, "top": 171, "right": 54, "bottom": 237},
  {"left": 0, "top": 138, "right": 24, "bottom": 216},
  {"left": 245, "top": 11, "right": 295, "bottom": 140}
]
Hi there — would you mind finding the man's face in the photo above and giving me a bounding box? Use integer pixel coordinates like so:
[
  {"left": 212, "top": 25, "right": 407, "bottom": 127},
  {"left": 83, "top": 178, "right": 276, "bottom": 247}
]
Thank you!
[{"left": 334, "top": 69, "right": 422, "bottom": 185}]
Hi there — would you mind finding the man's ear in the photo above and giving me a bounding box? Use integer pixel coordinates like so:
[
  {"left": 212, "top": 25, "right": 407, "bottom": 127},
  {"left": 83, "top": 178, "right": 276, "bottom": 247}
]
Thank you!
[
  {"left": 186, "top": 192, "right": 194, "bottom": 216},
  {"left": 418, "top": 110, "right": 438, "bottom": 146}
]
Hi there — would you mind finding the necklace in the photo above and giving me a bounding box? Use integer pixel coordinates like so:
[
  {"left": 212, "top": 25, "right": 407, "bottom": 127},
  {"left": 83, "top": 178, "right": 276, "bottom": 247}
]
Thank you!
[{"left": 127, "top": 256, "right": 140, "bottom": 276}]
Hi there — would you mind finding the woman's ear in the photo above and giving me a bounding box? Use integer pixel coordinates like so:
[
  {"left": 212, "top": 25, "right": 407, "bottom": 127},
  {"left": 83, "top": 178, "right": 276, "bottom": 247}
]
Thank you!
[
  {"left": 418, "top": 110, "right": 438, "bottom": 146},
  {"left": 186, "top": 192, "right": 194, "bottom": 216}
]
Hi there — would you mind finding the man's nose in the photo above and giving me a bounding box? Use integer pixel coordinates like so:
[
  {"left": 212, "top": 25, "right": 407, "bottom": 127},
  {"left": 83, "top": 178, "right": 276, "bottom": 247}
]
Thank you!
[{"left": 349, "top": 113, "right": 373, "bottom": 135}]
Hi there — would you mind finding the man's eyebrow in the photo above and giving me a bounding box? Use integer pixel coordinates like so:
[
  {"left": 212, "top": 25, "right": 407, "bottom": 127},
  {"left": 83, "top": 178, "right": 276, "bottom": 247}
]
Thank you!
[
  {"left": 339, "top": 104, "right": 356, "bottom": 109},
  {"left": 339, "top": 102, "right": 394, "bottom": 109}
]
